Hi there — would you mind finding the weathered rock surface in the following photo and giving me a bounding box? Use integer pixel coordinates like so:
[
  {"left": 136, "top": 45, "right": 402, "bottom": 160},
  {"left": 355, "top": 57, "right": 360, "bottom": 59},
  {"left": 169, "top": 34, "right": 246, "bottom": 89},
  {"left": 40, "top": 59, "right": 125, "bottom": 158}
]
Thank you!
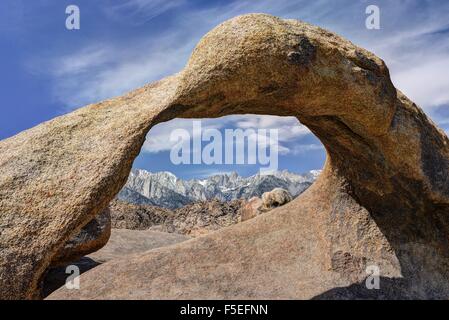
[
  {"left": 2, "top": 13, "right": 449, "bottom": 299},
  {"left": 109, "top": 198, "right": 245, "bottom": 236},
  {"left": 156, "top": 199, "right": 245, "bottom": 237},
  {"left": 0, "top": 74, "right": 180, "bottom": 299},
  {"left": 42, "top": 229, "right": 189, "bottom": 297},
  {"left": 260, "top": 188, "right": 293, "bottom": 212},
  {"left": 109, "top": 199, "right": 172, "bottom": 230},
  {"left": 88, "top": 229, "right": 191, "bottom": 263},
  {"left": 240, "top": 190, "right": 293, "bottom": 222},
  {"left": 50, "top": 208, "right": 111, "bottom": 267},
  {"left": 240, "top": 197, "right": 263, "bottom": 222}
]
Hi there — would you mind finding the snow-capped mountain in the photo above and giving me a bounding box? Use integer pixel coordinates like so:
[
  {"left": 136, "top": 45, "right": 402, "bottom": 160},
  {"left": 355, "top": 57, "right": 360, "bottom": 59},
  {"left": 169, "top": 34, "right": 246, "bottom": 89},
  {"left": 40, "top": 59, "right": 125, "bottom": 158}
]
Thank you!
[{"left": 117, "top": 169, "right": 321, "bottom": 209}]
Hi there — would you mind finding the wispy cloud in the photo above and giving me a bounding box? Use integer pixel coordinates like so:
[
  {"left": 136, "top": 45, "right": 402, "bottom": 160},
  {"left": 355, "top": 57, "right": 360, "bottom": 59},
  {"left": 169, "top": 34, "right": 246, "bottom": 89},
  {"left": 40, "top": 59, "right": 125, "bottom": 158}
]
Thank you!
[
  {"left": 32, "top": 1, "right": 449, "bottom": 117},
  {"left": 290, "top": 143, "right": 325, "bottom": 155},
  {"left": 52, "top": 45, "right": 114, "bottom": 76},
  {"left": 31, "top": 33, "right": 196, "bottom": 109},
  {"left": 346, "top": 1, "right": 449, "bottom": 118},
  {"left": 392, "top": 57, "right": 449, "bottom": 109},
  {"left": 143, "top": 118, "right": 224, "bottom": 153},
  {"left": 103, "top": 0, "right": 186, "bottom": 25},
  {"left": 30, "top": 0, "right": 357, "bottom": 109},
  {"left": 27, "top": 0, "right": 449, "bottom": 131},
  {"left": 234, "top": 115, "right": 311, "bottom": 141},
  {"left": 142, "top": 115, "right": 312, "bottom": 155}
]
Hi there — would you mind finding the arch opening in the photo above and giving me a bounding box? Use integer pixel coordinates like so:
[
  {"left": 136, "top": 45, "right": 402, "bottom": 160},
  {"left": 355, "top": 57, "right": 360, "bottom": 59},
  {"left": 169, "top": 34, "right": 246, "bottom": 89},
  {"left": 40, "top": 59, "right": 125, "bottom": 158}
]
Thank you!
[{"left": 114, "top": 114, "right": 326, "bottom": 223}]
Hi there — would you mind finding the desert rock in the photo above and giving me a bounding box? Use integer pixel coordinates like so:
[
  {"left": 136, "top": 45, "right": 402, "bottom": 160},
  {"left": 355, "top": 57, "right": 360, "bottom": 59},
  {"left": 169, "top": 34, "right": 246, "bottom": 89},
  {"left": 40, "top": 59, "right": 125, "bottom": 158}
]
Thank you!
[
  {"left": 240, "top": 197, "right": 263, "bottom": 222},
  {"left": 109, "top": 199, "right": 172, "bottom": 230},
  {"left": 1, "top": 13, "right": 449, "bottom": 299},
  {"left": 50, "top": 208, "right": 111, "bottom": 267},
  {"left": 42, "top": 229, "right": 189, "bottom": 297},
  {"left": 109, "top": 198, "right": 244, "bottom": 236},
  {"left": 158, "top": 199, "right": 245, "bottom": 236},
  {"left": 260, "top": 188, "right": 293, "bottom": 212},
  {"left": 88, "top": 229, "right": 191, "bottom": 263}
]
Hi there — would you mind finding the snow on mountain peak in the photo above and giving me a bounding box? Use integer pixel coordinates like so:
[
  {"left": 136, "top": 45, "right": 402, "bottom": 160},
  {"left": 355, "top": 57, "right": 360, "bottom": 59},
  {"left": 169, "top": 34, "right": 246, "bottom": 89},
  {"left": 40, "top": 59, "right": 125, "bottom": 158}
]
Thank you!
[{"left": 119, "top": 169, "right": 321, "bottom": 209}]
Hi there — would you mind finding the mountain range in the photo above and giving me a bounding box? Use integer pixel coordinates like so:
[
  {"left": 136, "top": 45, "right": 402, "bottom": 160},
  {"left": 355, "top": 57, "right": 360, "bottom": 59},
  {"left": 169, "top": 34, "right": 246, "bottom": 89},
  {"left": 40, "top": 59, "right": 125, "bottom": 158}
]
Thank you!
[{"left": 117, "top": 169, "right": 321, "bottom": 209}]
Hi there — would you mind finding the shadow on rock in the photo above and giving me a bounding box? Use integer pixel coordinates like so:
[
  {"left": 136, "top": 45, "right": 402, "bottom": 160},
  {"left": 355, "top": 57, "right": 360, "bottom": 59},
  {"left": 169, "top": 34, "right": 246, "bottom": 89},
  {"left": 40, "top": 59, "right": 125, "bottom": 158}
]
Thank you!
[
  {"left": 41, "top": 257, "right": 101, "bottom": 298},
  {"left": 312, "top": 276, "right": 448, "bottom": 300}
]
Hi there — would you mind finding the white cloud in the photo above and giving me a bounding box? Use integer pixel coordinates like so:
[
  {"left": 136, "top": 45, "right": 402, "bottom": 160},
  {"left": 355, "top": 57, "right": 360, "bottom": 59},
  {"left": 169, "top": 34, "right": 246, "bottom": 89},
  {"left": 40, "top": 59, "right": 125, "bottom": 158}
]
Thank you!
[
  {"left": 391, "top": 57, "right": 449, "bottom": 109},
  {"left": 52, "top": 45, "right": 113, "bottom": 76},
  {"left": 234, "top": 115, "right": 311, "bottom": 142},
  {"left": 142, "top": 115, "right": 313, "bottom": 155},
  {"left": 240, "top": 128, "right": 290, "bottom": 155},
  {"left": 346, "top": 1, "right": 449, "bottom": 114},
  {"left": 143, "top": 119, "right": 194, "bottom": 154},
  {"left": 143, "top": 118, "right": 224, "bottom": 153},
  {"left": 290, "top": 144, "right": 325, "bottom": 155},
  {"left": 103, "top": 0, "right": 186, "bottom": 25},
  {"left": 47, "top": 34, "right": 196, "bottom": 109},
  {"left": 30, "top": 1, "right": 449, "bottom": 131}
]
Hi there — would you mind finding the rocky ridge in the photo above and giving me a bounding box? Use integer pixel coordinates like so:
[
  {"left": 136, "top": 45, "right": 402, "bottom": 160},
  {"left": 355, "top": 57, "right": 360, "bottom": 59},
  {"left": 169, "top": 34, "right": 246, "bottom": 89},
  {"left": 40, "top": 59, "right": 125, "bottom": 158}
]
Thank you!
[
  {"left": 109, "top": 198, "right": 247, "bottom": 237},
  {"left": 118, "top": 169, "right": 319, "bottom": 209}
]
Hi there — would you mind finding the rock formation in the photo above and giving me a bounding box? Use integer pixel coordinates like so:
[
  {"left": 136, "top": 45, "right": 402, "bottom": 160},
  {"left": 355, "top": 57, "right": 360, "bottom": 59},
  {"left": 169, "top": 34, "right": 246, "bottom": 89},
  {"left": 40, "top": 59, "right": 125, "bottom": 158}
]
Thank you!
[
  {"left": 50, "top": 208, "right": 111, "bottom": 267},
  {"left": 1, "top": 13, "right": 449, "bottom": 299},
  {"left": 118, "top": 169, "right": 317, "bottom": 209},
  {"left": 260, "top": 188, "right": 293, "bottom": 212},
  {"left": 87, "top": 229, "right": 191, "bottom": 264},
  {"left": 155, "top": 199, "right": 245, "bottom": 236},
  {"left": 109, "top": 199, "right": 245, "bottom": 236},
  {"left": 109, "top": 199, "right": 172, "bottom": 230},
  {"left": 240, "top": 189, "right": 293, "bottom": 222},
  {"left": 240, "top": 197, "right": 263, "bottom": 222},
  {"left": 42, "top": 229, "right": 189, "bottom": 297}
]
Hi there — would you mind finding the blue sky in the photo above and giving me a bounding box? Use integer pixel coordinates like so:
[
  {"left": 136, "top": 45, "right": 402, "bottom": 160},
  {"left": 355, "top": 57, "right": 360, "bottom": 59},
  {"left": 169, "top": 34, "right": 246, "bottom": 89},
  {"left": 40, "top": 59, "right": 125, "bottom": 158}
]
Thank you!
[{"left": 1, "top": 0, "right": 449, "bottom": 179}]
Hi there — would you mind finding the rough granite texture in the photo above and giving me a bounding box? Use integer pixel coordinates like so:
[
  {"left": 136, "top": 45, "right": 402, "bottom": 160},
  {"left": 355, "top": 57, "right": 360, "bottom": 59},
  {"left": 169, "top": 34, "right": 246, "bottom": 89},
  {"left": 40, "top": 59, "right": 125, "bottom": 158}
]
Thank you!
[
  {"left": 240, "top": 197, "right": 263, "bottom": 222},
  {"left": 109, "top": 199, "right": 173, "bottom": 230},
  {"left": 155, "top": 199, "right": 246, "bottom": 237},
  {"left": 109, "top": 199, "right": 245, "bottom": 236},
  {"left": 260, "top": 188, "right": 293, "bottom": 212},
  {"left": 87, "top": 229, "right": 191, "bottom": 264},
  {"left": 42, "top": 229, "right": 189, "bottom": 297},
  {"left": 1, "top": 14, "right": 449, "bottom": 299},
  {"left": 50, "top": 208, "right": 111, "bottom": 267}
]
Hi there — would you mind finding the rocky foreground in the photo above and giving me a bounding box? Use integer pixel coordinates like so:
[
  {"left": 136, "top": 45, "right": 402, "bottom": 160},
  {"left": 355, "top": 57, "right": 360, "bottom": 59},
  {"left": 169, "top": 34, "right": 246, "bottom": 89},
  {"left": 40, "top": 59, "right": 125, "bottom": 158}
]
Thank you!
[
  {"left": 43, "top": 229, "right": 191, "bottom": 297},
  {"left": 108, "top": 198, "right": 248, "bottom": 235},
  {"left": 44, "top": 189, "right": 290, "bottom": 297},
  {"left": 1, "top": 13, "right": 449, "bottom": 299},
  {"left": 109, "top": 187, "right": 292, "bottom": 236}
]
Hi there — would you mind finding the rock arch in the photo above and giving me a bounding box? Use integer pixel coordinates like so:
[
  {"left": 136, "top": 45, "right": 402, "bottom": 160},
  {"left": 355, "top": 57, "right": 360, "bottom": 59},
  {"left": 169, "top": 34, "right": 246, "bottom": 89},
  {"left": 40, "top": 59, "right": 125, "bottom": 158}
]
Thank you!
[{"left": 1, "top": 14, "right": 449, "bottom": 299}]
